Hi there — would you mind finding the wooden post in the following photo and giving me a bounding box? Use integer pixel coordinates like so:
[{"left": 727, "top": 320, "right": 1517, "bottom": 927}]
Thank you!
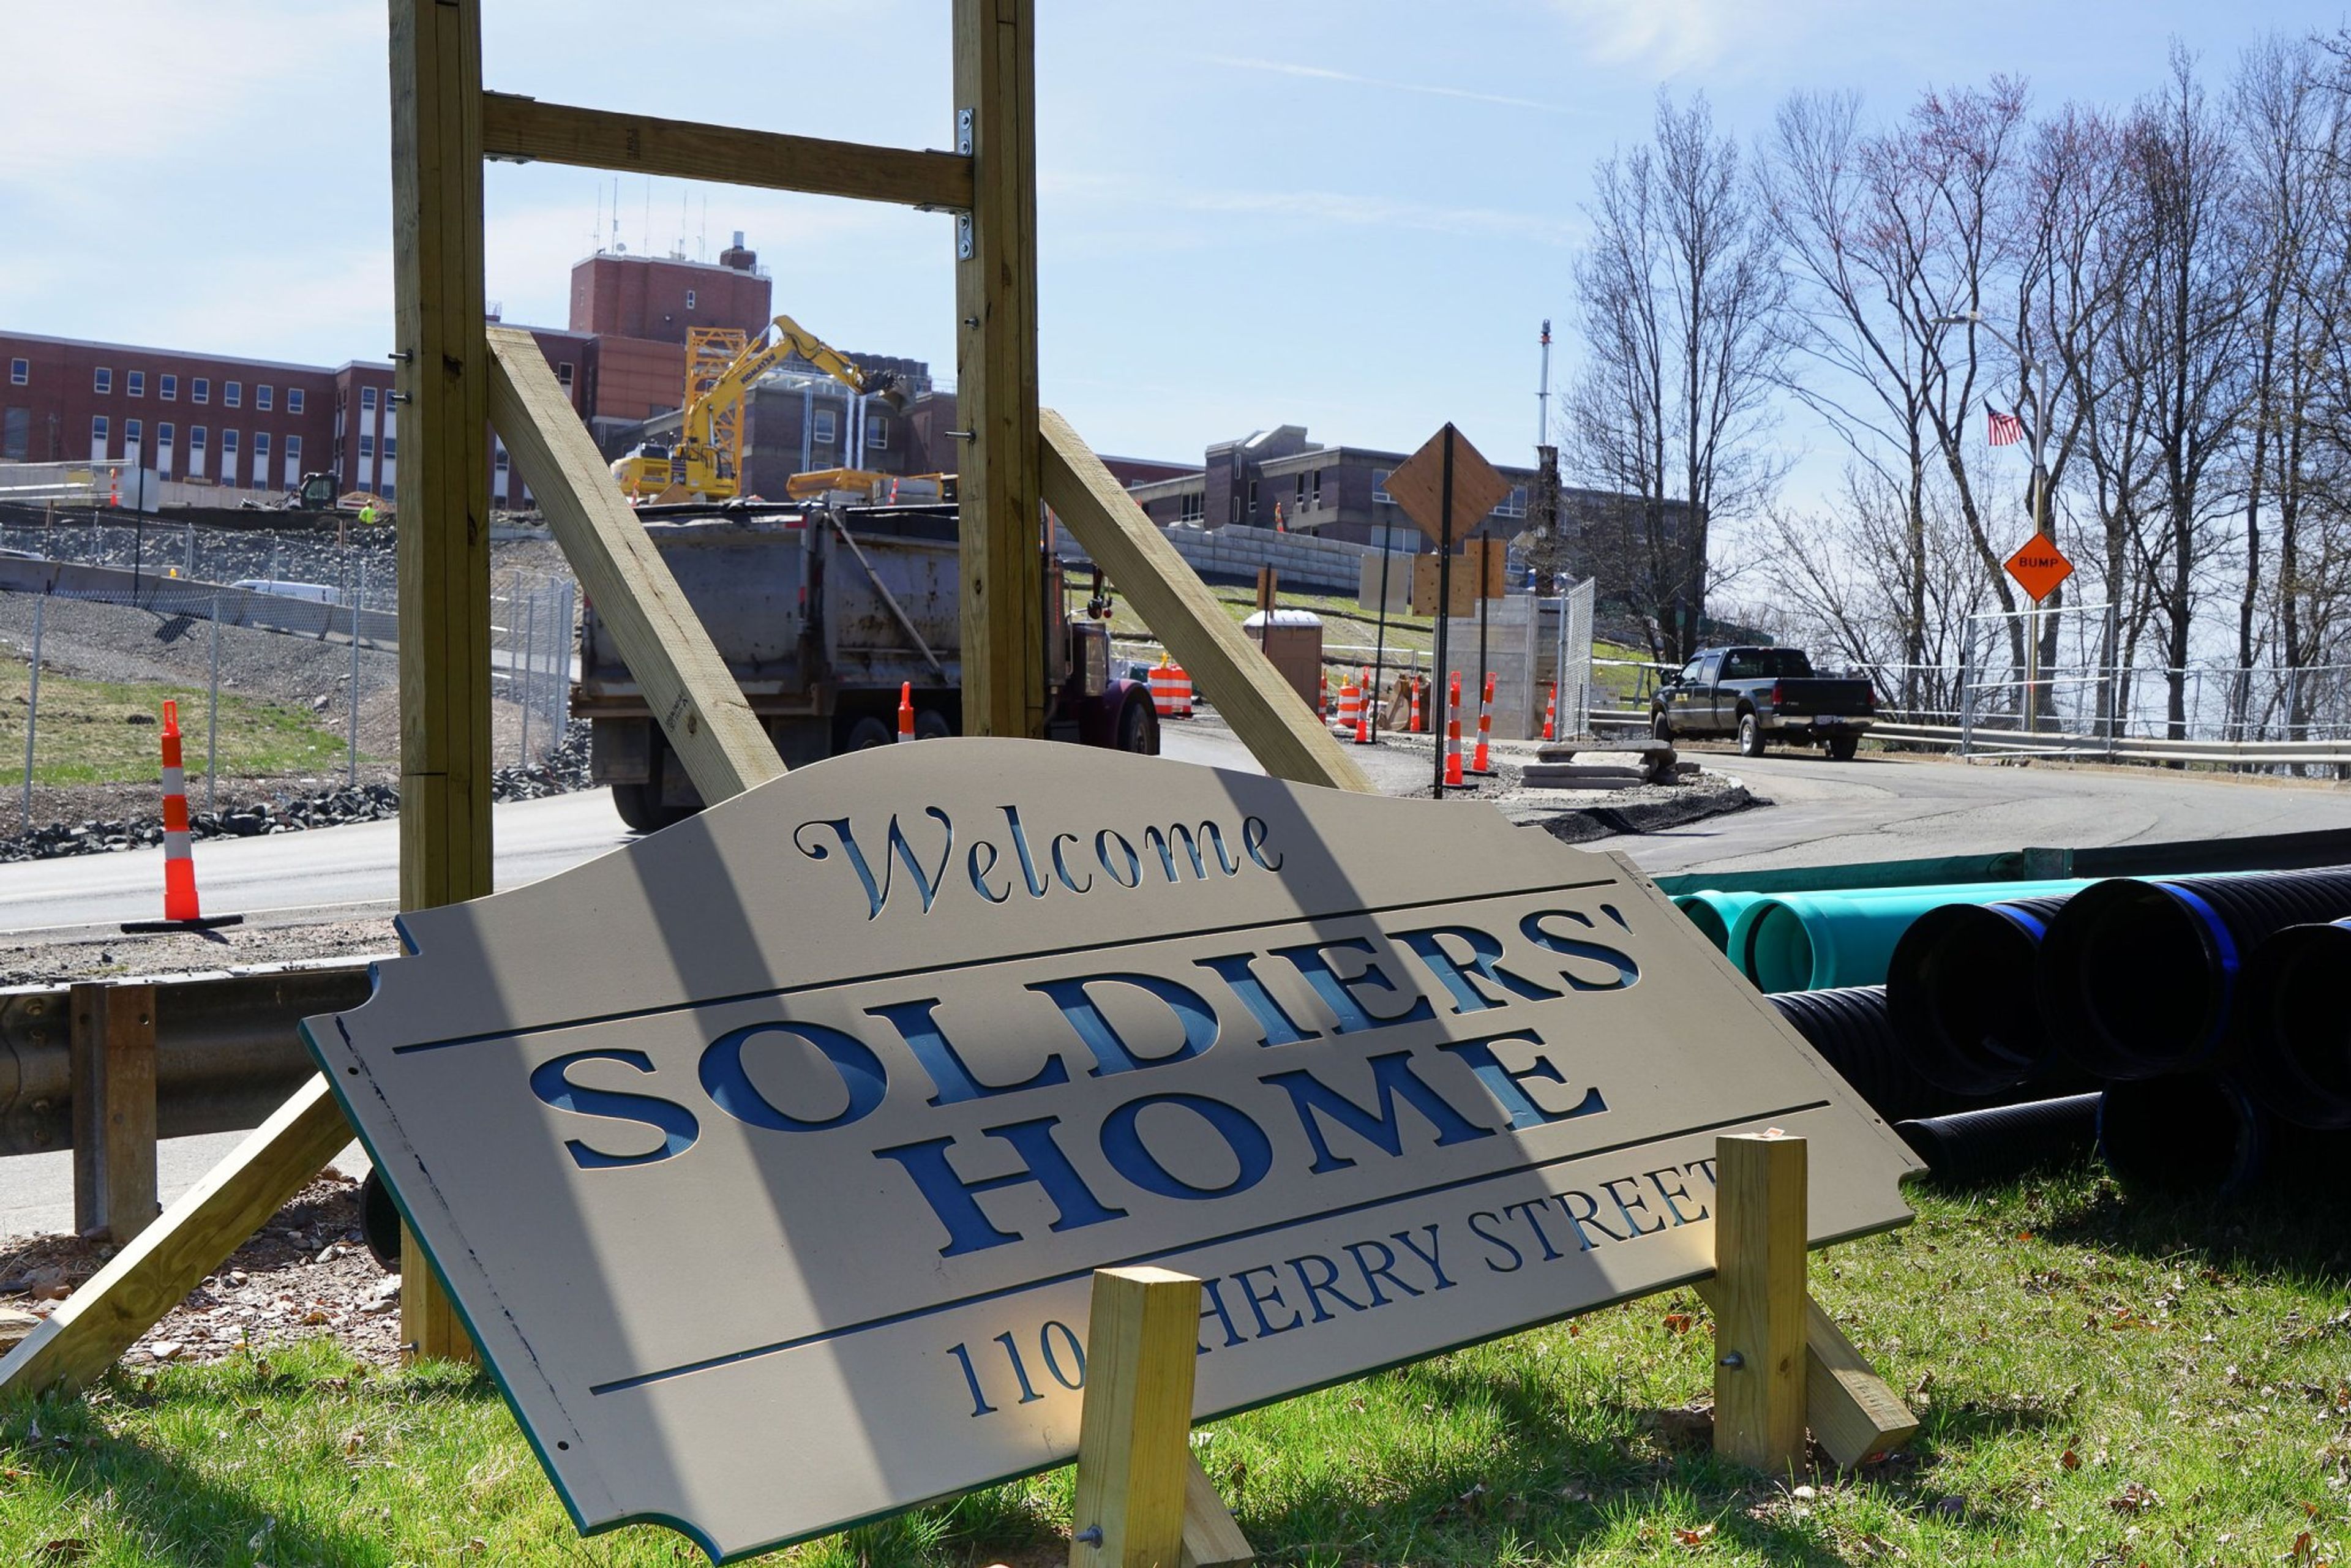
[
  {"left": 1711, "top": 1133, "right": 1809, "bottom": 1473},
  {"left": 1070, "top": 1267, "right": 1251, "bottom": 1568},
  {"left": 953, "top": 0, "right": 1048, "bottom": 740},
  {"left": 0, "top": 1075, "right": 355, "bottom": 1393},
  {"left": 69, "top": 982, "right": 157, "bottom": 1244},
  {"left": 391, "top": 0, "right": 492, "bottom": 1365}
]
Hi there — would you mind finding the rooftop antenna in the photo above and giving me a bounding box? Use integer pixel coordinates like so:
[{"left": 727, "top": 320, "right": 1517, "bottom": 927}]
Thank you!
[
  {"left": 591, "top": 180, "right": 603, "bottom": 255},
  {"left": 641, "top": 176, "right": 652, "bottom": 258},
  {"left": 1537, "top": 318, "right": 1553, "bottom": 445},
  {"left": 609, "top": 177, "right": 621, "bottom": 254}
]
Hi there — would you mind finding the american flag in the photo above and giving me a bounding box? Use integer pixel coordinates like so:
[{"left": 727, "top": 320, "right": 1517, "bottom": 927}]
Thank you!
[{"left": 1987, "top": 408, "right": 2025, "bottom": 446}]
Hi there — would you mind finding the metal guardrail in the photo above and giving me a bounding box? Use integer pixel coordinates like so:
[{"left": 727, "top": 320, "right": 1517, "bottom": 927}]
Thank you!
[
  {"left": 0, "top": 961, "right": 375, "bottom": 1192},
  {"left": 1869, "top": 721, "right": 2351, "bottom": 768}
]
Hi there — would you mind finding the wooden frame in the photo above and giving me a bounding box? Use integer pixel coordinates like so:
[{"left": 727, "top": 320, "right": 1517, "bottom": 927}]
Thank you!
[
  {"left": 0, "top": 4, "right": 1914, "bottom": 1552},
  {"left": 69, "top": 981, "right": 157, "bottom": 1244}
]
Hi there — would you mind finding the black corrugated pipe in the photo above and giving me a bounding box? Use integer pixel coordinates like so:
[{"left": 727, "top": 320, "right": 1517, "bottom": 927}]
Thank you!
[
  {"left": 1769, "top": 985, "right": 1976, "bottom": 1125},
  {"left": 2098, "top": 1073, "right": 2268, "bottom": 1199},
  {"left": 1895, "top": 1092, "right": 2101, "bottom": 1185},
  {"left": 2237, "top": 919, "right": 2351, "bottom": 1130},
  {"left": 1886, "top": 895, "right": 2075, "bottom": 1095},
  {"left": 2038, "top": 869, "right": 2351, "bottom": 1079}
]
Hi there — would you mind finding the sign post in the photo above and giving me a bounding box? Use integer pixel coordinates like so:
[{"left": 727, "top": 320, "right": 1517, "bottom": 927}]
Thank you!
[
  {"left": 300, "top": 739, "right": 1920, "bottom": 1560},
  {"left": 2003, "top": 536, "right": 2074, "bottom": 733},
  {"left": 1383, "top": 425, "right": 1510, "bottom": 795}
]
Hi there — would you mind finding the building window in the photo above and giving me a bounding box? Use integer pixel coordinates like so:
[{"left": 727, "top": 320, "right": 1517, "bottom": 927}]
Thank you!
[
  {"left": 494, "top": 448, "right": 509, "bottom": 471},
  {"left": 812, "top": 408, "right": 837, "bottom": 445},
  {"left": 1498, "top": 484, "right": 1528, "bottom": 519},
  {"left": 1179, "top": 491, "right": 1204, "bottom": 524},
  {"left": 1373, "top": 470, "right": 1393, "bottom": 504},
  {"left": 94, "top": 366, "right": 113, "bottom": 394},
  {"left": 380, "top": 481, "right": 396, "bottom": 501},
  {"left": 123, "top": 419, "right": 143, "bottom": 458},
  {"left": 158, "top": 422, "right": 174, "bottom": 448},
  {"left": 1311, "top": 468, "right": 1322, "bottom": 506},
  {"left": 1247, "top": 479, "right": 1259, "bottom": 517},
  {"left": 864, "top": 413, "right": 888, "bottom": 451},
  {"left": 361, "top": 386, "right": 377, "bottom": 413},
  {"left": 8, "top": 358, "right": 25, "bottom": 386},
  {"left": 190, "top": 426, "right": 206, "bottom": 452},
  {"left": 92, "top": 415, "right": 110, "bottom": 447},
  {"left": 359, "top": 433, "right": 375, "bottom": 460},
  {"left": 253, "top": 432, "right": 271, "bottom": 467},
  {"left": 383, "top": 436, "right": 396, "bottom": 460},
  {"left": 127, "top": 370, "right": 144, "bottom": 397},
  {"left": 684, "top": 289, "right": 697, "bottom": 310},
  {"left": 192, "top": 377, "right": 209, "bottom": 404},
  {"left": 160, "top": 374, "right": 178, "bottom": 401},
  {"left": 222, "top": 429, "right": 238, "bottom": 456},
  {"left": 225, "top": 381, "right": 242, "bottom": 408},
  {"left": 256, "top": 385, "right": 273, "bottom": 410},
  {"left": 557, "top": 362, "right": 574, "bottom": 392},
  {"left": 287, "top": 388, "right": 305, "bottom": 415},
  {"left": 285, "top": 435, "right": 301, "bottom": 467},
  {"left": 1294, "top": 473, "right": 1305, "bottom": 508}
]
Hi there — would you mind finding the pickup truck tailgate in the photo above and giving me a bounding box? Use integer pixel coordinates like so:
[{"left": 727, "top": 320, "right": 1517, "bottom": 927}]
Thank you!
[{"left": 1773, "top": 678, "right": 1875, "bottom": 716}]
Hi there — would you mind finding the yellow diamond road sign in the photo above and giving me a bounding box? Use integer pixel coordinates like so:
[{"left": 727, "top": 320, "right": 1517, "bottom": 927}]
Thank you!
[{"left": 1385, "top": 424, "right": 1512, "bottom": 550}]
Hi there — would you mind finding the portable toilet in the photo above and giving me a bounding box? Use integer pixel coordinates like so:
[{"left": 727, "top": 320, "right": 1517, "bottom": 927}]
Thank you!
[{"left": 1242, "top": 609, "right": 1324, "bottom": 715}]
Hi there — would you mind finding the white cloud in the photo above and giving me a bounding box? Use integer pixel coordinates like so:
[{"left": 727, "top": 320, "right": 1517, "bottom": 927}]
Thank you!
[
  {"left": 1199, "top": 55, "right": 1570, "bottom": 114},
  {"left": 1044, "top": 173, "right": 1577, "bottom": 246},
  {"left": 1546, "top": 0, "right": 1850, "bottom": 77}
]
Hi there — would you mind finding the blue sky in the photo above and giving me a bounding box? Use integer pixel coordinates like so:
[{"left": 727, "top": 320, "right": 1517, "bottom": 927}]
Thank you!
[{"left": 6, "top": 1, "right": 2344, "bottom": 476}]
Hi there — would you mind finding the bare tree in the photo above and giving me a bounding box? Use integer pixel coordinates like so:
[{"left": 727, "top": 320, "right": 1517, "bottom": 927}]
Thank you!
[{"left": 1566, "top": 91, "right": 1786, "bottom": 662}]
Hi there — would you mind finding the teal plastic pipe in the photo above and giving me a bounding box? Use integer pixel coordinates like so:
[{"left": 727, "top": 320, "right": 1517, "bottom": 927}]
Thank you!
[
  {"left": 1671, "top": 890, "right": 1770, "bottom": 953},
  {"left": 1731, "top": 879, "right": 2099, "bottom": 993}
]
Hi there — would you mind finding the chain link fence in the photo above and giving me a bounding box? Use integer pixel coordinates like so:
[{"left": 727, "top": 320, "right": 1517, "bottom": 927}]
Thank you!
[{"left": 0, "top": 514, "right": 574, "bottom": 839}]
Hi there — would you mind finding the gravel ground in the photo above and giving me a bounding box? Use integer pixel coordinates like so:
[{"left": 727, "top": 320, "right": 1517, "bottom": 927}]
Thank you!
[
  {"left": 0, "top": 911, "right": 398, "bottom": 988},
  {"left": 1, "top": 1174, "right": 406, "bottom": 1369}
]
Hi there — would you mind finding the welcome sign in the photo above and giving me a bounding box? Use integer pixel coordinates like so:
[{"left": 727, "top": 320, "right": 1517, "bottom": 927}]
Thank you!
[{"left": 305, "top": 740, "right": 1919, "bottom": 1561}]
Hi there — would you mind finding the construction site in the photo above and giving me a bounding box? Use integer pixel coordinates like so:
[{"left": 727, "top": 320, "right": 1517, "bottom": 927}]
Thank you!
[{"left": 2, "top": 4, "right": 2350, "bottom": 1566}]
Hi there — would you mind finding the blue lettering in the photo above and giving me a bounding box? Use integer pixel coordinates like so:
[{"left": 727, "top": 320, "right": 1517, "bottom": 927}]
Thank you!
[
  {"left": 1194, "top": 951, "right": 1322, "bottom": 1048},
  {"left": 1198, "top": 1277, "right": 1249, "bottom": 1351},
  {"left": 1144, "top": 821, "right": 1242, "bottom": 882},
  {"left": 1284, "top": 1253, "right": 1365, "bottom": 1321},
  {"left": 1029, "top": 973, "right": 1220, "bottom": 1077},
  {"left": 1000, "top": 806, "right": 1050, "bottom": 897},
  {"left": 700, "top": 1021, "right": 887, "bottom": 1133},
  {"left": 1436, "top": 1029, "right": 1607, "bottom": 1129},
  {"left": 1468, "top": 1209, "right": 1525, "bottom": 1273},
  {"left": 1558, "top": 1187, "right": 1625, "bottom": 1248},
  {"left": 1260, "top": 1051, "right": 1494, "bottom": 1174},
  {"left": 1095, "top": 830, "right": 1144, "bottom": 888},
  {"left": 1242, "top": 814, "right": 1282, "bottom": 871},
  {"left": 1503, "top": 1197, "right": 1567, "bottom": 1259},
  {"left": 1232, "top": 1264, "right": 1303, "bottom": 1337},
  {"left": 1343, "top": 1238, "right": 1420, "bottom": 1306},
  {"left": 866, "top": 996, "right": 1069, "bottom": 1107},
  {"left": 967, "top": 839, "right": 1010, "bottom": 904},
  {"left": 792, "top": 808, "right": 954, "bottom": 920},
  {"left": 1645, "top": 1164, "right": 1710, "bottom": 1225},
  {"left": 1390, "top": 1225, "right": 1455, "bottom": 1289},
  {"left": 1049, "top": 832, "right": 1093, "bottom": 894},
  {"left": 1099, "top": 1093, "right": 1273, "bottom": 1201},
  {"left": 527, "top": 1049, "right": 699, "bottom": 1171},
  {"left": 1601, "top": 1176, "right": 1668, "bottom": 1237},
  {"left": 1518, "top": 909, "right": 1641, "bottom": 991},
  {"left": 873, "top": 1118, "right": 1128, "bottom": 1257},
  {"left": 1269, "top": 937, "right": 1436, "bottom": 1034},
  {"left": 1395, "top": 925, "right": 1564, "bottom": 1014}
]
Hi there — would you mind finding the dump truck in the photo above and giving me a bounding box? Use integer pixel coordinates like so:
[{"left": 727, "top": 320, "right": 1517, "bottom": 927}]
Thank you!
[{"left": 574, "top": 500, "right": 1161, "bottom": 830}]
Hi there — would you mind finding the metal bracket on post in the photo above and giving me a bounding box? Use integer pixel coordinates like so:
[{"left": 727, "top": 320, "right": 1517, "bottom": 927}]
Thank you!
[{"left": 1069, "top": 1267, "right": 1253, "bottom": 1568}]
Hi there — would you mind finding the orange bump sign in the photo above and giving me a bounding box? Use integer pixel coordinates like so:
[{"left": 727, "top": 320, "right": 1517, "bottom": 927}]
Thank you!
[
  {"left": 2004, "top": 536, "right": 2075, "bottom": 604},
  {"left": 303, "top": 741, "right": 1918, "bottom": 1560}
]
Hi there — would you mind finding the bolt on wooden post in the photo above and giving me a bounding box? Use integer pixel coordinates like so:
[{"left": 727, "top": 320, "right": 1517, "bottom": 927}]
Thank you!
[{"left": 1711, "top": 1133, "right": 1810, "bottom": 1473}]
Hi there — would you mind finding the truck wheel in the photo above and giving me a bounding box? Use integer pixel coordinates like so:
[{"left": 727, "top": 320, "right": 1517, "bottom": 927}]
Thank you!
[
  {"left": 610, "top": 781, "right": 665, "bottom": 833},
  {"left": 1651, "top": 710, "right": 1672, "bottom": 743},
  {"left": 1737, "top": 711, "right": 1766, "bottom": 758},
  {"left": 915, "top": 708, "right": 953, "bottom": 740},
  {"left": 1827, "top": 734, "right": 1859, "bottom": 761},
  {"left": 1117, "top": 694, "right": 1160, "bottom": 755},
  {"left": 846, "top": 715, "right": 896, "bottom": 751}
]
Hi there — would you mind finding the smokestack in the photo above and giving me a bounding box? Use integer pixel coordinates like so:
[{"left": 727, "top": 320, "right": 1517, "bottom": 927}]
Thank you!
[{"left": 720, "top": 231, "right": 757, "bottom": 272}]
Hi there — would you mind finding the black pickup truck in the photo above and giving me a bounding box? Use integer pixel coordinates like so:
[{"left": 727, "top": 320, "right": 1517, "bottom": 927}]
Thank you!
[{"left": 1649, "top": 646, "right": 1876, "bottom": 759}]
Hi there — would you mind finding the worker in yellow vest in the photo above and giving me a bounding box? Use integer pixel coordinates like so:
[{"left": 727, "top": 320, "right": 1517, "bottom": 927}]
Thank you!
[{"left": 359, "top": 500, "right": 378, "bottom": 528}]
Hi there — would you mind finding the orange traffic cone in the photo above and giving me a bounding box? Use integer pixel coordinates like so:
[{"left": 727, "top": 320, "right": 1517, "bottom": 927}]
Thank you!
[
  {"left": 1409, "top": 678, "right": 1423, "bottom": 734},
  {"left": 1543, "top": 680, "right": 1558, "bottom": 741},
  {"left": 1443, "top": 674, "right": 1464, "bottom": 787},
  {"left": 1354, "top": 666, "right": 1372, "bottom": 744},
  {"left": 122, "top": 700, "right": 242, "bottom": 932},
  {"left": 1471, "top": 672, "right": 1495, "bottom": 774},
  {"left": 898, "top": 681, "right": 917, "bottom": 743}
]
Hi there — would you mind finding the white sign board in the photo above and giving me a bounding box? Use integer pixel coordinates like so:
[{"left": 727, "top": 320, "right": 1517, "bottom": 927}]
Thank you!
[{"left": 305, "top": 740, "right": 1916, "bottom": 1560}]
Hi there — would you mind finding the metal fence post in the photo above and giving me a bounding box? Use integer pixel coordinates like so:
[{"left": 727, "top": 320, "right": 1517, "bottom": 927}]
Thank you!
[
  {"left": 1956, "top": 629, "right": 1973, "bottom": 759},
  {"left": 22, "top": 592, "right": 44, "bottom": 835},
  {"left": 348, "top": 556, "right": 365, "bottom": 787},
  {"left": 208, "top": 591, "right": 222, "bottom": 817},
  {"left": 519, "top": 586, "right": 536, "bottom": 768}
]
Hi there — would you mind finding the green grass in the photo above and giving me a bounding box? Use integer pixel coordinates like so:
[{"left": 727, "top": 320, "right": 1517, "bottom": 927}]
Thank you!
[
  {"left": 0, "top": 668, "right": 359, "bottom": 788},
  {"left": 6, "top": 1166, "right": 2345, "bottom": 1565}
]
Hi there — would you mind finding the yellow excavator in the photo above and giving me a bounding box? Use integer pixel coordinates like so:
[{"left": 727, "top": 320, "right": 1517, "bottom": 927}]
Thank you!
[{"left": 610, "top": 315, "right": 906, "bottom": 502}]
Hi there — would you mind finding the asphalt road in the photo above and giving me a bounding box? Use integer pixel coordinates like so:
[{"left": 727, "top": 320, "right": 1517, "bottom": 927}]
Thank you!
[{"left": 2, "top": 733, "right": 2343, "bottom": 1239}]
